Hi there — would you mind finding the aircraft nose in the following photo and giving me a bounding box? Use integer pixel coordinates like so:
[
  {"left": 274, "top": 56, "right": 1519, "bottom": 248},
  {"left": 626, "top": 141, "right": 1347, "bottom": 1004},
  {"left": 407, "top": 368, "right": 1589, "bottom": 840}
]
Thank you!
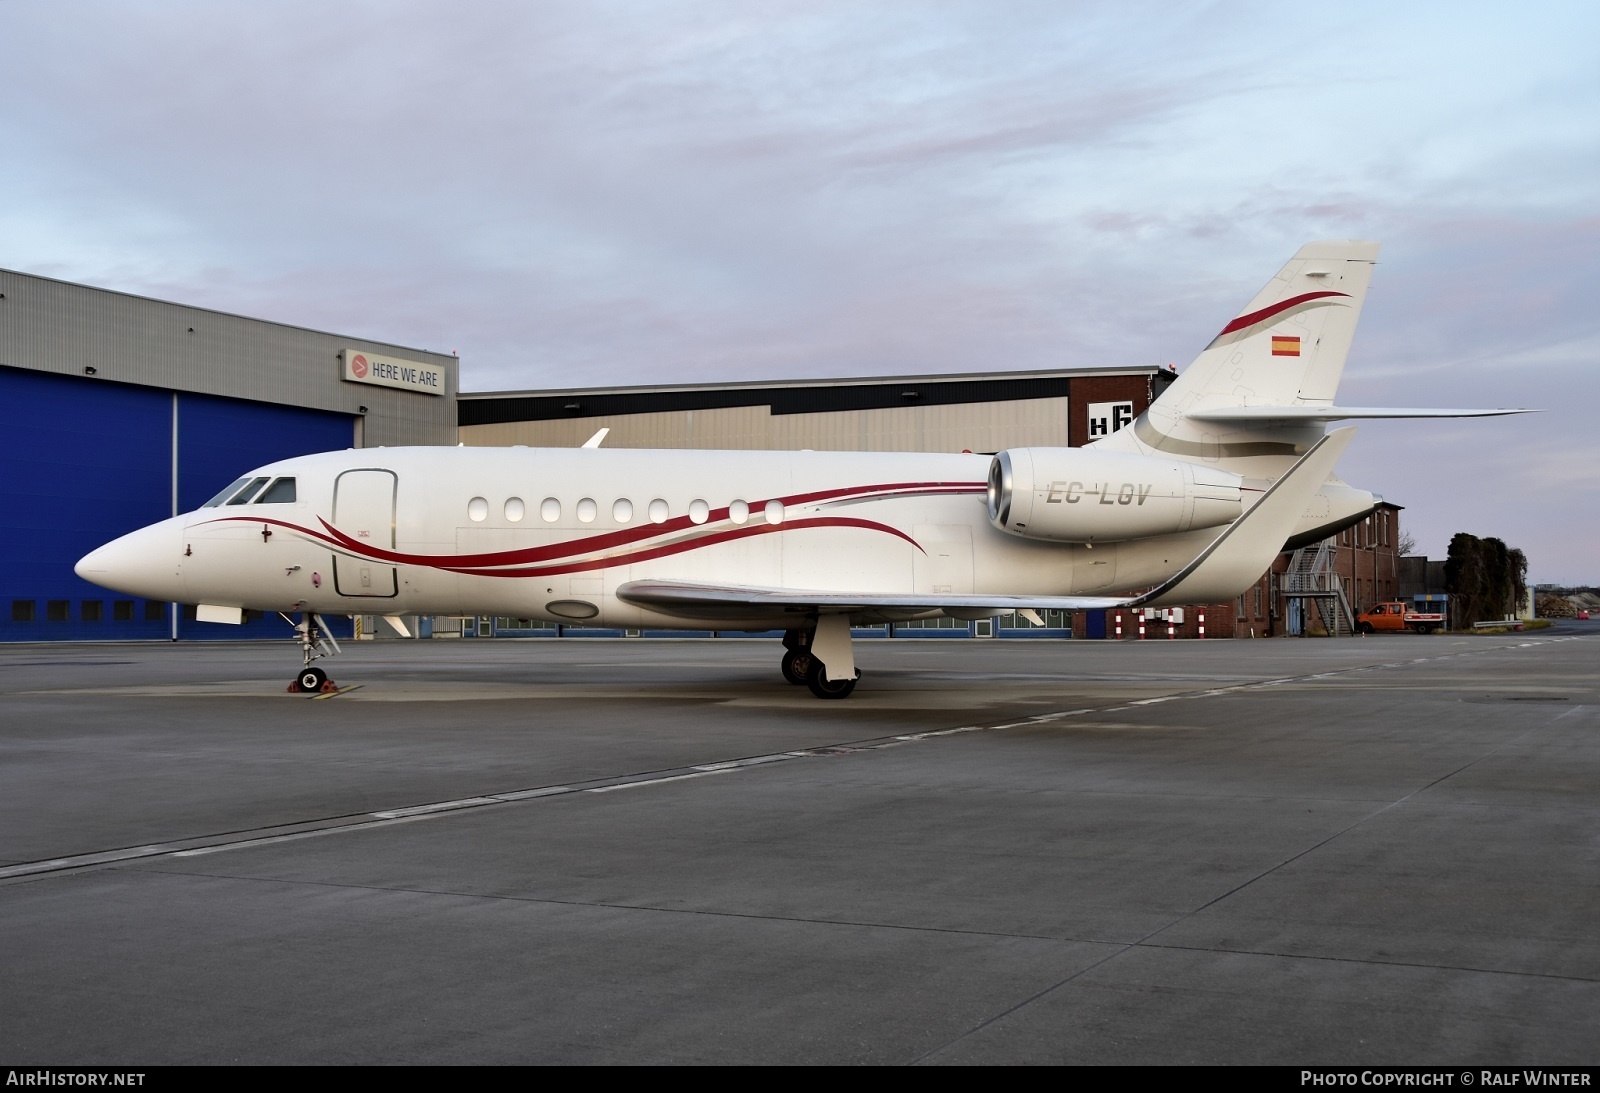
[{"left": 76, "top": 517, "right": 186, "bottom": 600}]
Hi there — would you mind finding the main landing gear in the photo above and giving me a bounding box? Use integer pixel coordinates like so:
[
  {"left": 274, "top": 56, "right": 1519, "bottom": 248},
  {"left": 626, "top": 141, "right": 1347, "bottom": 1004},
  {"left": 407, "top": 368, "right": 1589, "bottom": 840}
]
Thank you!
[
  {"left": 781, "top": 620, "right": 861, "bottom": 700},
  {"left": 781, "top": 647, "right": 811, "bottom": 686},
  {"left": 283, "top": 611, "right": 342, "bottom": 694},
  {"left": 804, "top": 658, "right": 857, "bottom": 700}
]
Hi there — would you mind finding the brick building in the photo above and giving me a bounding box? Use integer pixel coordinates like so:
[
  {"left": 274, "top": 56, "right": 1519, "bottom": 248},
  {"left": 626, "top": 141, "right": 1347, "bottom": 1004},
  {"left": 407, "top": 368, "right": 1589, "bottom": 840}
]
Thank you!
[{"left": 1074, "top": 501, "right": 1405, "bottom": 639}]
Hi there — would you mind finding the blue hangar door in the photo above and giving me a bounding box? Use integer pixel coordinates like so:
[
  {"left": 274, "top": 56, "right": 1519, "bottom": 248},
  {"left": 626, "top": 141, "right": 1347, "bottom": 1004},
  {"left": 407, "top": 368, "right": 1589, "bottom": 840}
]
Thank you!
[{"left": 0, "top": 365, "right": 357, "bottom": 643}]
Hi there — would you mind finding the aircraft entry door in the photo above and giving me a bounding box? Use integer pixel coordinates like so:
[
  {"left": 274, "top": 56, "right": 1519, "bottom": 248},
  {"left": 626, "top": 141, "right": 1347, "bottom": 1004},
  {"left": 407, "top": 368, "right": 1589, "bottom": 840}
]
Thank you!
[{"left": 333, "top": 468, "right": 399, "bottom": 598}]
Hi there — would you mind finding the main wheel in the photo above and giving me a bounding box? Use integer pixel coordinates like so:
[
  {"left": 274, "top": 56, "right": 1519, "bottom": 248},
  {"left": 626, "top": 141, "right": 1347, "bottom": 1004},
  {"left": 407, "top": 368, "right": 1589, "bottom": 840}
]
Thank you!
[
  {"left": 296, "top": 666, "right": 328, "bottom": 693},
  {"left": 781, "top": 649, "right": 811, "bottom": 685},
  {"left": 805, "top": 658, "right": 858, "bottom": 700}
]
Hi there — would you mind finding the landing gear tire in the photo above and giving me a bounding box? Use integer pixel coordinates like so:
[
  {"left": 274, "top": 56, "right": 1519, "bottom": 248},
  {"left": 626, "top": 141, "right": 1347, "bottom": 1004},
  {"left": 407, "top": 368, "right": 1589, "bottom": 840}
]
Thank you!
[
  {"left": 805, "top": 659, "right": 858, "bottom": 700},
  {"left": 296, "top": 667, "right": 328, "bottom": 693},
  {"left": 781, "top": 649, "right": 812, "bottom": 685}
]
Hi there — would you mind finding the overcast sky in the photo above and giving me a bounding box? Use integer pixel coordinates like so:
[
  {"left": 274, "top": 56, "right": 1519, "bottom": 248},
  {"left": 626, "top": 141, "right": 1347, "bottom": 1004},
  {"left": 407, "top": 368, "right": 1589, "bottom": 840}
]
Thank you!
[{"left": 2, "top": 1, "right": 1595, "bottom": 583}]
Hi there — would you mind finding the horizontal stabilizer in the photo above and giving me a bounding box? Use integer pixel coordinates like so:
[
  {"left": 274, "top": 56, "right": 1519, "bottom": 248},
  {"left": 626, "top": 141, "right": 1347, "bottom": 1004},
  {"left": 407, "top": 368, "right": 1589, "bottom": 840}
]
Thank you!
[
  {"left": 1133, "top": 427, "right": 1356, "bottom": 608},
  {"left": 1186, "top": 406, "right": 1537, "bottom": 424}
]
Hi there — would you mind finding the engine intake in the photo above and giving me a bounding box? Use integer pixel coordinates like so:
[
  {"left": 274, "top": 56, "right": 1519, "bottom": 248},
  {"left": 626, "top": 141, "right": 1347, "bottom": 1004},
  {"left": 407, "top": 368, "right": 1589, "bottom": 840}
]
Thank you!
[{"left": 988, "top": 448, "right": 1243, "bottom": 543}]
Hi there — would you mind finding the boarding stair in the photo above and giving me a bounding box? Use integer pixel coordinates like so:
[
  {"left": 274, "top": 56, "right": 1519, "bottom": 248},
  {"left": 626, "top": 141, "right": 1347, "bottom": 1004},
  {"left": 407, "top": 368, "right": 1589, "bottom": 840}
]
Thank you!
[{"left": 1284, "top": 540, "right": 1355, "bottom": 636}]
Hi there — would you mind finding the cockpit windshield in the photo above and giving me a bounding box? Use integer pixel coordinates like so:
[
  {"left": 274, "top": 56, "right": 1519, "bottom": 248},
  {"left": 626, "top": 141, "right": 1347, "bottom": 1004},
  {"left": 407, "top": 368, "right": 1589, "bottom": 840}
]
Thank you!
[
  {"left": 202, "top": 477, "right": 253, "bottom": 508},
  {"left": 224, "top": 477, "right": 272, "bottom": 506}
]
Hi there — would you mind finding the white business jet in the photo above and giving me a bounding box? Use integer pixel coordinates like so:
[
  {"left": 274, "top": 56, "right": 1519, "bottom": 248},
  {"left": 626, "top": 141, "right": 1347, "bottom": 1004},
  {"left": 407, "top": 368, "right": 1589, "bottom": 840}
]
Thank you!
[{"left": 77, "top": 242, "right": 1527, "bottom": 697}]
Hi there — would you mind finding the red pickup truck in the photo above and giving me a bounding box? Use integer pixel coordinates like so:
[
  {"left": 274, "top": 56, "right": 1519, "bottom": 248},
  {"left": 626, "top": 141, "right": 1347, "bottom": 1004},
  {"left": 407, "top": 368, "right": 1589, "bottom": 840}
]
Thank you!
[{"left": 1355, "top": 601, "right": 1446, "bottom": 634}]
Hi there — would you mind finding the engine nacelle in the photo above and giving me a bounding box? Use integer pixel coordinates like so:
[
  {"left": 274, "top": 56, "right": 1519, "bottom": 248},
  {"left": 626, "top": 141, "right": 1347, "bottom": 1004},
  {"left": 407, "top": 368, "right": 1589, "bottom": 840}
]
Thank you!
[{"left": 987, "top": 448, "right": 1244, "bottom": 543}]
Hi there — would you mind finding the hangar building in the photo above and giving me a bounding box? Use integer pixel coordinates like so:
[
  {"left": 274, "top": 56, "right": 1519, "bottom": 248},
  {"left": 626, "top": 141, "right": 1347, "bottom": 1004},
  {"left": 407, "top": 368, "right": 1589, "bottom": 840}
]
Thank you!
[
  {"left": 455, "top": 368, "right": 1175, "bottom": 639},
  {"left": 457, "top": 368, "right": 1174, "bottom": 453},
  {"left": 0, "top": 268, "right": 458, "bottom": 642}
]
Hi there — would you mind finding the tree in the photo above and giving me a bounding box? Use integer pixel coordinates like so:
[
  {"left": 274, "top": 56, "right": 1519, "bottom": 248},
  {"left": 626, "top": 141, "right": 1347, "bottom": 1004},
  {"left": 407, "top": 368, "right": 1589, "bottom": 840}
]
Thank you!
[
  {"left": 1444, "top": 533, "right": 1527, "bottom": 626},
  {"left": 1508, "top": 548, "right": 1529, "bottom": 617},
  {"left": 1445, "top": 533, "right": 1485, "bottom": 625}
]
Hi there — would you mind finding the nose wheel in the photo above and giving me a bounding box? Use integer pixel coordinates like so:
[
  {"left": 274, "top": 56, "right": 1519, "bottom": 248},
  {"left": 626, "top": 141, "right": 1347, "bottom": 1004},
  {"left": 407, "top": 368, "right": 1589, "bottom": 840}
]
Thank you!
[{"left": 283, "top": 611, "right": 342, "bottom": 694}]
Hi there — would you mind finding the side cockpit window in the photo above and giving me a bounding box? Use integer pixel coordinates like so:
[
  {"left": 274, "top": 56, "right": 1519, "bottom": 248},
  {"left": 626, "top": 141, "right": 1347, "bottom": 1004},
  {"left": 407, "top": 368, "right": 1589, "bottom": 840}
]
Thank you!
[{"left": 256, "top": 478, "right": 297, "bottom": 504}]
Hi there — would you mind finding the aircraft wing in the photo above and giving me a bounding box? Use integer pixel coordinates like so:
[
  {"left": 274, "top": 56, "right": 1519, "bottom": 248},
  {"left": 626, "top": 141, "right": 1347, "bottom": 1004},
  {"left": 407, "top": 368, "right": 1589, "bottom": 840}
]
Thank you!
[
  {"left": 615, "top": 581, "right": 1130, "bottom": 622},
  {"left": 1186, "top": 405, "right": 1536, "bottom": 423}
]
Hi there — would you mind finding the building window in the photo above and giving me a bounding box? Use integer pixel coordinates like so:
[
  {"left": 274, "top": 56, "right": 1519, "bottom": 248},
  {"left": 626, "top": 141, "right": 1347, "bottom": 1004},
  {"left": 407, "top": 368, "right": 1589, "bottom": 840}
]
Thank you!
[
  {"left": 114, "top": 600, "right": 134, "bottom": 621},
  {"left": 144, "top": 600, "right": 166, "bottom": 622},
  {"left": 81, "top": 600, "right": 103, "bottom": 622},
  {"left": 47, "top": 600, "right": 69, "bottom": 622},
  {"left": 11, "top": 600, "right": 35, "bottom": 622}
]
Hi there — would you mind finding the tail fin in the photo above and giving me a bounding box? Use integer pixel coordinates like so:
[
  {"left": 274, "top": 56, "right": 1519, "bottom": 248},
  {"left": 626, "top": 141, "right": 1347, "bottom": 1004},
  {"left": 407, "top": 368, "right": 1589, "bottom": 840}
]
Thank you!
[{"left": 1096, "top": 241, "right": 1379, "bottom": 476}]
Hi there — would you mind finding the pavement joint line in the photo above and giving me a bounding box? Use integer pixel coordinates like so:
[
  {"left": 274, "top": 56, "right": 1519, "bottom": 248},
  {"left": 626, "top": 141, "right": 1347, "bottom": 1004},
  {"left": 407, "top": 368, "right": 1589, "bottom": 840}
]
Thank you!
[
  {"left": 1126, "top": 708, "right": 1562, "bottom": 956},
  {"left": 370, "top": 797, "right": 502, "bottom": 819},
  {"left": 586, "top": 770, "right": 730, "bottom": 793},
  {"left": 170, "top": 815, "right": 433, "bottom": 857},
  {"left": 139, "top": 865, "right": 1127, "bottom": 948},
  {"left": 5, "top": 631, "right": 1588, "bottom": 881},
  {"left": 1134, "top": 940, "right": 1600, "bottom": 986}
]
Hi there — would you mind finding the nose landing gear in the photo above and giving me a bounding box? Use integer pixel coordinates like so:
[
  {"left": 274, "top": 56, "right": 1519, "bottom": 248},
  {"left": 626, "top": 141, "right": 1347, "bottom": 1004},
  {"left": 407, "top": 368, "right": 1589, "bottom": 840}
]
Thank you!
[{"left": 282, "top": 611, "right": 342, "bottom": 693}]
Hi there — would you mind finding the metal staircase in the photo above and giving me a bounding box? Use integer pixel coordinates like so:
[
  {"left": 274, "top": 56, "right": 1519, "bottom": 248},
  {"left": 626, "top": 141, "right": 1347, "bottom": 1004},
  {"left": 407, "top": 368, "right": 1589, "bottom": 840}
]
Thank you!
[{"left": 1284, "top": 540, "right": 1355, "bottom": 636}]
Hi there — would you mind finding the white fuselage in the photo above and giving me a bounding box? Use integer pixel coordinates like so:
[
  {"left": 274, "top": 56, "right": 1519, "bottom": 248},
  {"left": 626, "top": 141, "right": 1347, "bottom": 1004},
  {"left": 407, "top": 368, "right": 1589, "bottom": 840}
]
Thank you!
[{"left": 81, "top": 445, "right": 1224, "bottom": 629}]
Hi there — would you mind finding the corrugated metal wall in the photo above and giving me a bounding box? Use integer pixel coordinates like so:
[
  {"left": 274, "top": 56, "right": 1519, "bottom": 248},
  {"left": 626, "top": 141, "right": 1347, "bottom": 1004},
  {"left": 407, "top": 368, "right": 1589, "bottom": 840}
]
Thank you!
[
  {"left": 0, "top": 268, "right": 457, "bottom": 448},
  {"left": 459, "top": 398, "right": 1076, "bottom": 452}
]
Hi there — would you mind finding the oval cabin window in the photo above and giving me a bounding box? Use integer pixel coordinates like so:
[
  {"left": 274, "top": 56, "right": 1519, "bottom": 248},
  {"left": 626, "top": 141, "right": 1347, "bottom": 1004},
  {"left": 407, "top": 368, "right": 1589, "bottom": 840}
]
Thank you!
[
  {"left": 540, "top": 498, "right": 561, "bottom": 522},
  {"left": 688, "top": 499, "right": 710, "bottom": 525},
  {"left": 613, "top": 498, "right": 634, "bottom": 523},
  {"left": 505, "top": 497, "right": 525, "bottom": 522},
  {"left": 576, "top": 498, "right": 597, "bottom": 523},
  {"left": 729, "top": 500, "right": 749, "bottom": 525},
  {"left": 468, "top": 497, "right": 489, "bottom": 522},
  {"left": 648, "top": 499, "right": 670, "bottom": 524},
  {"left": 764, "top": 500, "right": 785, "bottom": 525}
]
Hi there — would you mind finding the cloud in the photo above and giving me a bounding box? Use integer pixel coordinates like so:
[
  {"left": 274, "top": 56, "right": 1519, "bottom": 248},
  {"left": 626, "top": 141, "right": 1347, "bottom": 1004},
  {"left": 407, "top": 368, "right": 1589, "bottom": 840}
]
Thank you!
[{"left": 1, "top": 0, "right": 1595, "bottom": 578}]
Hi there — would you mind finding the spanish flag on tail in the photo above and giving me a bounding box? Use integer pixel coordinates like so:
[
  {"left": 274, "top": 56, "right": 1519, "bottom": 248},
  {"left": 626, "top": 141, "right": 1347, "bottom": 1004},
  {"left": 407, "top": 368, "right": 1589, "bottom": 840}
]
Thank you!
[{"left": 1271, "top": 334, "right": 1301, "bottom": 357}]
